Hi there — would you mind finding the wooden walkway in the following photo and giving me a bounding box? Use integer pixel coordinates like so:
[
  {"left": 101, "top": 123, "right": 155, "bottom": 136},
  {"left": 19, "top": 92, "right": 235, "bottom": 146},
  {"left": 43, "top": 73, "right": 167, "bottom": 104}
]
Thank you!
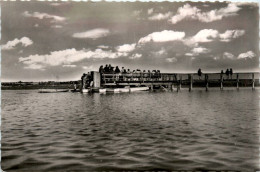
[{"left": 100, "top": 72, "right": 259, "bottom": 91}]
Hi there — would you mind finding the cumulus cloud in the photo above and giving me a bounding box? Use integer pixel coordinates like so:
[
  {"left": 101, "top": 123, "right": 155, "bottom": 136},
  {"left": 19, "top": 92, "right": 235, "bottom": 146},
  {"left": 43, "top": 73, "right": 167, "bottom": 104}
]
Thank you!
[
  {"left": 184, "top": 29, "right": 243, "bottom": 46},
  {"left": 129, "top": 53, "right": 142, "bottom": 59},
  {"left": 22, "top": 11, "right": 66, "bottom": 23},
  {"left": 169, "top": 3, "right": 240, "bottom": 24},
  {"left": 185, "top": 46, "right": 210, "bottom": 56},
  {"left": 148, "top": 8, "right": 154, "bottom": 15},
  {"left": 192, "top": 29, "right": 219, "bottom": 43},
  {"left": 138, "top": 30, "right": 185, "bottom": 44},
  {"left": 133, "top": 10, "right": 142, "bottom": 16},
  {"left": 166, "top": 57, "right": 177, "bottom": 63},
  {"left": 148, "top": 12, "right": 172, "bottom": 20},
  {"left": 72, "top": 28, "right": 110, "bottom": 39},
  {"left": 82, "top": 65, "right": 94, "bottom": 71},
  {"left": 116, "top": 43, "right": 136, "bottom": 53},
  {"left": 97, "top": 45, "right": 109, "bottom": 49},
  {"left": 223, "top": 52, "right": 235, "bottom": 59},
  {"left": 2, "top": 37, "right": 33, "bottom": 50},
  {"left": 63, "top": 65, "right": 77, "bottom": 68},
  {"left": 237, "top": 51, "right": 256, "bottom": 59},
  {"left": 51, "top": 25, "right": 63, "bottom": 29},
  {"left": 219, "top": 30, "right": 245, "bottom": 42},
  {"left": 19, "top": 48, "right": 124, "bottom": 70},
  {"left": 153, "top": 48, "right": 167, "bottom": 56}
]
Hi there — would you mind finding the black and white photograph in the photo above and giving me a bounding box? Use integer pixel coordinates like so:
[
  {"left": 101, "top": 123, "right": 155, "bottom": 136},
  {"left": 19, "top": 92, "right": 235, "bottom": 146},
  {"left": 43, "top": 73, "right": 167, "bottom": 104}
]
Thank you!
[{"left": 1, "top": 1, "right": 260, "bottom": 171}]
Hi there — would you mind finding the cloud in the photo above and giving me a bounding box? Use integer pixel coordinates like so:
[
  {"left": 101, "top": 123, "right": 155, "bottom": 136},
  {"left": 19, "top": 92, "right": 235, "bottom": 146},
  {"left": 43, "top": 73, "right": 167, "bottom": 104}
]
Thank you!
[
  {"left": 219, "top": 30, "right": 245, "bottom": 42},
  {"left": 129, "top": 53, "right": 142, "bottom": 59},
  {"left": 63, "top": 65, "right": 77, "bottom": 68},
  {"left": 116, "top": 43, "right": 136, "bottom": 53},
  {"left": 22, "top": 11, "right": 66, "bottom": 23},
  {"left": 2, "top": 37, "right": 33, "bottom": 50},
  {"left": 51, "top": 25, "right": 63, "bottom": 29},
  {"left": 19, "top": 48, "right": 124, "bottom": 70},
  {"left": 148, "top": 8, "right": 154, "bottom": 15},
  {"left": 191, "top": 29, "right": 219, "bottom": 43},
  {"left": 138, "top": 30, "right": 185, "bottom": 44},
  {"left": 223, "top": 52, "right": 235, "bottom": 59},
  {"left": 72, "top": 28, "right": 110, "bottom": 39},
  {"left": 184, "top": 29, "right": 245, "bottom": 46},
  {"left": 97, "top": 45, "right": 109, "bottom": 49},
  {"left": 185, "top": 46, "right": 210, "bottom": 56},
  {"left": 148, "top": 12, "right": 172, "bottom": 21},
  {"left": 166, "top": 57, "right": 177, "bottom": 63},
  {"left": 82, "top": 65, "right": 94, "bottom": 70},
  {"left": 169, "top": 3, "right": 240, "bottom": 24},
  {"left": 154, "top": 48, "right": 167, "bottom": 56},
  {"left": 237, "top": 51, "right": 256, "bottom": 59},
  {"left": 24, "top": 64, "right": 45, "bottom": 71},
  {"left": 133, "top": 10, "right": 142, "bottom": 16}
]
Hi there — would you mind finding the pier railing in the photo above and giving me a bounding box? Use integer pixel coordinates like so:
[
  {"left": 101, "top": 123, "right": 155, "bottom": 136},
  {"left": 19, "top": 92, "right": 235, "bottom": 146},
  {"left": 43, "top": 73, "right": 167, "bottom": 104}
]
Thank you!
[{"left": 101, "top": 72, "right": 259, "bottom": 90}]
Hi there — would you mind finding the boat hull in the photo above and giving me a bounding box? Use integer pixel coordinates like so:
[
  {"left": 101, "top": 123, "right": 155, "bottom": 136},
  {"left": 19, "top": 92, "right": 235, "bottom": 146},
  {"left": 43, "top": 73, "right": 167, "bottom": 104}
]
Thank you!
[
  {"left": 130, "top": 87, "right": 149, "bottom": 92},
  {"left": 38, "top": 89, "right": 69, "bottom": 93}
]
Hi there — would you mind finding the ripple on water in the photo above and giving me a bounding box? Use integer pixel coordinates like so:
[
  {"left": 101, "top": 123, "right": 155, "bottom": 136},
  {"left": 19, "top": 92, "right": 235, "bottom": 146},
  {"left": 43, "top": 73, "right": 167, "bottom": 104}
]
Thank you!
[{"left": 1, "top": 89, "right": 260, "bottom": 171}]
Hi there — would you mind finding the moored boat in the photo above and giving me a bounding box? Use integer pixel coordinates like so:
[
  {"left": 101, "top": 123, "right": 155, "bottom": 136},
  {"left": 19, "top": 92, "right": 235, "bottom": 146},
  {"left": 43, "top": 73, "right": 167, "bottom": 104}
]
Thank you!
[
  {"left": 38, "top": 89, "right": 69, "bottom": 93},
  {"left": 106, "top": 88, "right": 120, "bottom": 93},
  {"left": 130, "top": 86, "right": 149, "bottom": 92},
  {"left": 81, "top": 88, "right": 91, "bottom": 93}
]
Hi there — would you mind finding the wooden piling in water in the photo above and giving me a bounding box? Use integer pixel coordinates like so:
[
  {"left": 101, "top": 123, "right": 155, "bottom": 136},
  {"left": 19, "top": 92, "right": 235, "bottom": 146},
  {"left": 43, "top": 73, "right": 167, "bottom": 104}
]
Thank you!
[
  {"left": 252, "top": 73, "right": 255, "bottom": 90},
  {"left": 189, "top": 74, "right": 193, "bottom": 92},
  {"left": 205, "top": 74, "right": 209, "bottom": 91},
  {"left": 236, "top": 74, "right": 239, "bottom": 90},
  {"left": 220, "top": 74, "right": 224, "bottom": 90}
]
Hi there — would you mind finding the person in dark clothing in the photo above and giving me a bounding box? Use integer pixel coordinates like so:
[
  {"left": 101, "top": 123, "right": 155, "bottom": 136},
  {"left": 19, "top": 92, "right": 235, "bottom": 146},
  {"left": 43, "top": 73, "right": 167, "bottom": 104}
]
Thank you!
[
  {"left": 225, "top": 69, "right": 230, "bottom": 79},
  {"left": 230, "top": 68, "right": 233, "bottom": 79},
  {"left": 104, "top": 64, "right": 109, "bottom": 73},
  {"left": 115, "top": 66, "right": 120, "bottom": 73},
  {"left": 99, "top": 65, "right": 104, "bottom": 73},
  {"left": 108, "top": 64, "right": 114, "bottom": 73},
  {"left": 221, "top": 70, "right": 224, "bottom": 75},
  {"left": 198, "top": 68, "right": 202, "bottom": 80}
]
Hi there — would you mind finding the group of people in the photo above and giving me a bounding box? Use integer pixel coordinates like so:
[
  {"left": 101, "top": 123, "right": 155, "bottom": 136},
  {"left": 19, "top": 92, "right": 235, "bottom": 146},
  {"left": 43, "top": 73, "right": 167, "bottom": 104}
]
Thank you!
[
  {"left": 98, "top": 64, "right": 162, "bottom": 82},
  {"left": 221, "top": 68, "right": 233, "bottom": 79},
  {"left": 198, "top": 68, "right": 234, "bottom": 79},
  {"left": 99, "top": 64, "right": 161, "bottom": 75}
]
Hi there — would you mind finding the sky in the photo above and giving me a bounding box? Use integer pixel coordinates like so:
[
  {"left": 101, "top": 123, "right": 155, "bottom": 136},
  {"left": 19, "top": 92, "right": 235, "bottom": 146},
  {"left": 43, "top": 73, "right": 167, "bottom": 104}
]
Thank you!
[{"left": 1, "top": 1, "right": 259, "bottom": 82}]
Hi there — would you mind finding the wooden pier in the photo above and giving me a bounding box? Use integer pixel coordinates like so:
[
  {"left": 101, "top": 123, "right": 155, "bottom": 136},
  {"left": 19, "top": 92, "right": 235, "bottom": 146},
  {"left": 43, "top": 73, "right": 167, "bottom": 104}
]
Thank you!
[{"left": 87, "top": 71, "right": 259, "bottom": 91}]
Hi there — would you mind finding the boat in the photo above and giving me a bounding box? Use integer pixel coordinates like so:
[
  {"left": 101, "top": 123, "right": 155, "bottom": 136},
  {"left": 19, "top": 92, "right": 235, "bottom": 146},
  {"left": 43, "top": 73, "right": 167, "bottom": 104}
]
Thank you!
[
  {"left": 81, "top": 88, "right": 91, "bottom": 93},
  {"left": 129, "top": 86, "right": 149, "bottom": 92},
  {"left": 92, "top": 88, "right": 107, "bottom": 93},
  {"left": 70, "top": 89, "right": 80, "bottom": 93},
  {"left": 99, "top": 88, "right": 106, "bottom": 93},
  {"left": 106, "top": 88, "right": 120, "bottom": 93},
  {"left": 38, "top": 89, "right": 69, "bottom": 93}
]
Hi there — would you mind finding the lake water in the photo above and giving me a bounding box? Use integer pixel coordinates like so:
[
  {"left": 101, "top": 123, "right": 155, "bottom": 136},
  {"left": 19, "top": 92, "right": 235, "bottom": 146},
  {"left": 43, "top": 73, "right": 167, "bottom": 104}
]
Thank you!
[{"left": 1, "top": 88, "right": 260, "bottom": 171}]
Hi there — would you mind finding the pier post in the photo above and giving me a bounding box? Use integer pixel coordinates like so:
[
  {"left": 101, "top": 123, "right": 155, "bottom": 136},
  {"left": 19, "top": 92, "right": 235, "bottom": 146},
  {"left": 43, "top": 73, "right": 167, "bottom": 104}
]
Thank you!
[
  {"left": 252, "top": 73, "right": 255, "bottom": 90},
  {"left": 176, "top": 74, "right": 180, "bottom": 92},
  {"left": 189, "top": 74, "right": 193, "bottom": 92},
  {"left": 150, "top": 83, "right": 153, "bottom": 91},
  {"left": 205, "top": 74, "right": 209, "bottom": 91},
  {"left": 179, "top": 75, "right": 182, "bottom": 90},
  {"left": 236, "top": 74, "right": 239, "bottom": 90},
  {"left": 220, "top": 74, "right": 224, "bottom": 90}
]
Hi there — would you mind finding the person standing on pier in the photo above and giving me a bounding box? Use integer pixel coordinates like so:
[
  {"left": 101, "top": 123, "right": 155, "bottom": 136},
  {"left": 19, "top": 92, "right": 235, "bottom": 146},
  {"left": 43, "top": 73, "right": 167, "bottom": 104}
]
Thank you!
[
  {"left": 198, "top": 68, "right": 202, "bottom": 80},
  {"left": 225, "top": 69, "right": 230, "bottom": 79},
  {"left": 115, "top": 66, "right": 120, "bottom": 81},
  {"left": 104, "top": 64, "right": 109, "bottom": 73},
  {"left": 230, "top": 68, "right": 233, "bottom": 79},
  {"left": 99, "top": 65, "right": 104, "bottom": 83}
]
